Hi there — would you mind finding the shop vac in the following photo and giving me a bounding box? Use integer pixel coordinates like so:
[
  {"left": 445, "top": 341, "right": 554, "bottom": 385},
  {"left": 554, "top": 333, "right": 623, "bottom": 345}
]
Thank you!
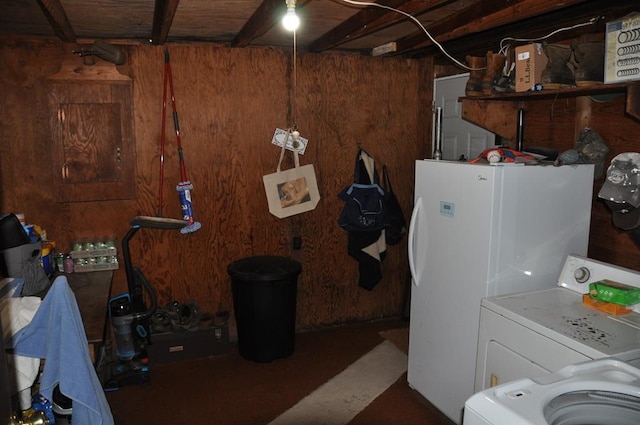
[{"left": 100, "top": 216, "right": 187, "bottom": 391}]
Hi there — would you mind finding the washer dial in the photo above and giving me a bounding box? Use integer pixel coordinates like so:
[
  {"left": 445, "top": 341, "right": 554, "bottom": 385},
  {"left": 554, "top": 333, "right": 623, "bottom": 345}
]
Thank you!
[{"left": 574, "top": 267, "right": 591, "bottom": 283}]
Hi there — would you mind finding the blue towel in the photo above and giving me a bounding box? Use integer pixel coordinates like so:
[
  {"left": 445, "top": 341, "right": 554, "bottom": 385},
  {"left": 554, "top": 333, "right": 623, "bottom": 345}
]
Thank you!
[
  {"left": 0, "top": 277, "right": 24, "bottom": 298},
  {"left": 10, "top": 276, "right": 114, "bottom": 425}
]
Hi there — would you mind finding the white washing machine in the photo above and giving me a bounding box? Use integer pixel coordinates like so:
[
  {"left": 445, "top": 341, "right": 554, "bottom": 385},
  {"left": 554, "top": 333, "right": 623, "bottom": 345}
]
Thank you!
[
  {"left": 465, "top": 254, "right": 640, "bottom": 424},
  {"left": 464, "top": 357, "right": 640, "bottom": 425}
]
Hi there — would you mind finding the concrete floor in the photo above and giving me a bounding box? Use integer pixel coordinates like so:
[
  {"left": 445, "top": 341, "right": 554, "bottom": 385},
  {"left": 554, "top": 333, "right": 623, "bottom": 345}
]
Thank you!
[{"left": 105, "top": 318, "right": 456, "bottom": 425}]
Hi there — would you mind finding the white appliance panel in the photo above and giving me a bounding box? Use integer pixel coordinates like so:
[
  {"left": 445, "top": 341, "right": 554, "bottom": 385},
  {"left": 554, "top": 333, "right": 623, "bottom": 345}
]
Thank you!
[
  {"left": 409, "top": 160, "right": 496, "bottom": 287},
  {"left": 558, "top": 254, "right": 640, "bottom": 294},
  {"left": 474, "top": 255, "right": 640, "bottom": 396},
  {"left": 465, "top": 358, "right": 640, "bottom": 425},
  {"left": 408, "top": 161, "right": 594, "bottom": 424},
  {"left": 483, "top": 289, "right": 640, "bottom": 357},
  {"left": 475, "top": 302, "right": 593, "bottom": 391},
  {"left": 409, "top": 161, "right": 497, "bottom": 424},
  {"left": 489, "top": 164, "right": 594, "bottom": 296},
  {"left": 484, "top": 341, "right": 551, "bottom": 388}
]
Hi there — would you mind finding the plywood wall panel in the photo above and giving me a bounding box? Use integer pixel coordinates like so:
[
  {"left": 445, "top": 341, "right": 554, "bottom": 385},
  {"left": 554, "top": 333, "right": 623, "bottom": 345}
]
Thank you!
[
  {"left": 4, "top": 36, "right": 639, "bottom": 331},
  {"left": 0, "top": 37, "right": 426, "bottom": 330},
  {"left": 293, "top": 53, "right": 421, "bottom": 325}
]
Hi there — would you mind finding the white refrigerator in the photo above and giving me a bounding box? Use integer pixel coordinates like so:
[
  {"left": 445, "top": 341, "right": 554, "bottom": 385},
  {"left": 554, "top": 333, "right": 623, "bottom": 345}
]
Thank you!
[{"left": 407, "top": 160, "right": 595, "bottom": 424}]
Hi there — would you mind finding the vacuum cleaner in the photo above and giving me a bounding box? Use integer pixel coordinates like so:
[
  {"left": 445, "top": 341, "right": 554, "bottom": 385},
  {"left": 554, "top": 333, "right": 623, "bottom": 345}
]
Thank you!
[{"left": 101, "top": 216, "right": 187, "bottom": 391}]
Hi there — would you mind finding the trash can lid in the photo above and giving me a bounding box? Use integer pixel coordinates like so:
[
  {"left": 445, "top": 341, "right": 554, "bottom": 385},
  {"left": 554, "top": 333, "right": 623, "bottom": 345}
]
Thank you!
[
  {"left": 227, "top": 255, "right": 301, "bottom": 281},
  {"left": 0, "top": 213, "right": 30, "bottom": 251}
]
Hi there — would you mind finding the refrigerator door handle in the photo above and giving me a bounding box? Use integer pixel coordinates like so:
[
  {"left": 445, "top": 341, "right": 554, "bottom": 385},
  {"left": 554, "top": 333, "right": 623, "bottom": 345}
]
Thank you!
[{"left": 408, "top": 196, "right": 423, "bottom": 286}]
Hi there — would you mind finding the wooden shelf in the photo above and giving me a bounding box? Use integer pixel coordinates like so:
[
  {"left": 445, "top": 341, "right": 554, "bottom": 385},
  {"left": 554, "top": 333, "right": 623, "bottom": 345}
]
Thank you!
[
  {"left": 459, "top": 82, "right": 637, "bottom": 102},
  {"left": 459, "top": 82, "right": 640, "bottom": 141}
]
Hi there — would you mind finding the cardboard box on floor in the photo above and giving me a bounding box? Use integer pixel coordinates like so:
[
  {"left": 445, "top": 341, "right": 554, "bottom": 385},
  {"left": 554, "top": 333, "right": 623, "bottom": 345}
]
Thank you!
[{"left": 515, "top": 43, "right": 548, "bottom": 92}]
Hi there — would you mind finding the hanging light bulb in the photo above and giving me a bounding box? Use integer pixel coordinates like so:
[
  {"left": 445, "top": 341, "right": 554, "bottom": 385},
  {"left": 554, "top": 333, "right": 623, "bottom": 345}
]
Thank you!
[{"left": 282, "top": 0, "right": 300, "bottom": 31}]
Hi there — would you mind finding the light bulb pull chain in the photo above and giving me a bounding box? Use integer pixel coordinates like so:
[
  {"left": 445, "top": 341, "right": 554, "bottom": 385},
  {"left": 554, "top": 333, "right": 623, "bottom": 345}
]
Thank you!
[{"left": 292, "top": 29, "right": 297, "bottom": 130}]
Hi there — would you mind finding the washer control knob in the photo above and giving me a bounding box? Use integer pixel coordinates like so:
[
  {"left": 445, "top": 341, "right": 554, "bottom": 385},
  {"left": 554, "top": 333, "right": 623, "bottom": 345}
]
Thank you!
[{"left": 574, "top": 267, "right": 590, "bottom": 283}]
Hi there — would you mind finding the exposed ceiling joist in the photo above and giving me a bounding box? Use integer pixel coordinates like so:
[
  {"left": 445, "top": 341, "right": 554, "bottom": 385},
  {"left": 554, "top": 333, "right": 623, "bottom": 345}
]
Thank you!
[
  {"left": 411, "top": 0, "right": 635, "bottom": 60},
  {"left": 395, "top": 0, "right": 589, "bottom": 56},
  {"left": 307, "top": 0, "right": 458, "bottom": 53},
  {"left": 151, "top": 0, "right": 180, "bottom": 45},
  {"left": 4, "top": 0, "right": 632, "bottom": 60},
  {"left": 307, "top": 0, "right": 410, "bottom": 52},
  {"left": 36, "top": 0, "right": 76, "bottom": 42},
  {"left": 232, "top": 0, "right": 289, "bottom": 47}
]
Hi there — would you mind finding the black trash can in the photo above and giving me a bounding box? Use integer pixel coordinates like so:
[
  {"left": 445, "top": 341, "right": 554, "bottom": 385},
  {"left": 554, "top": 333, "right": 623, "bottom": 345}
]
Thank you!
[{"left": 228, "top": 255, "right": 301, "bottom": 362}]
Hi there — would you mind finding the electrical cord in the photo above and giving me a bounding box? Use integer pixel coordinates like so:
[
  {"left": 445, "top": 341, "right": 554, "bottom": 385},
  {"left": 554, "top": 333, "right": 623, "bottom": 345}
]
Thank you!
[
  {"left": 339, "top": 0, "right": 469, "bottom": 69},
  {"left": 499, "top": 16, "right": 603, "bottom": 55},
  {"left": 293, "top": 29, "right": 298, "bottom": 130},
  {"left": 337, "top": 0, "right": 602, "bottom": 72}
]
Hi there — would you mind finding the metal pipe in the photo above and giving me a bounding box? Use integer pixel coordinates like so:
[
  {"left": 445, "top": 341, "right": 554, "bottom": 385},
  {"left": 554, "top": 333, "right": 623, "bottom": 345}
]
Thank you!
[
  {"left": 516, "top": 108, "right": 525, "bottom": 152},
  {"left": 433, "top": 106, "right": 443, "bottom": 160}
]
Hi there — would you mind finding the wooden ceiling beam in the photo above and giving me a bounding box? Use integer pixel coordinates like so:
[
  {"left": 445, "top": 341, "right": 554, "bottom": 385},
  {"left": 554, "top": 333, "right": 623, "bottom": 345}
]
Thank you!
[
  {"left": 232, "top": 0, "right": 311, "bottom": 48},
  {"left": 151, "top": 0, "right": 180, "bottom": 45},
  {"left": 308, "top": 0, "right": 420, "bottom": 53},
  {"left": 36, "top": 0, "right": 76, "bottom": 42},
  {"left": 394, "top": 0, "right": 589, "bottom": 56},
  {"left": 232, "top": 0, "right": 284, "bottom": 47},
  {"left": 424, "top": 1, "right": 634, "bottom": 60}
]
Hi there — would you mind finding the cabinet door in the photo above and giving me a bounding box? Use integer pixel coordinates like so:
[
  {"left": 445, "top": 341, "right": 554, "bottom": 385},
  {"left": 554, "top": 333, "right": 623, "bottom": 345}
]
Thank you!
[{"left": 49, "top": 81, "right": 136, "bottom": 202}]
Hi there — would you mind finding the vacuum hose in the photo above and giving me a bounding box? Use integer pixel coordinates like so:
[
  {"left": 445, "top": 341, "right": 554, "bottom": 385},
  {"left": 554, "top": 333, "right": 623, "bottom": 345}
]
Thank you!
[
  {"left": 91, "top": 40, "right": 126, "bottom": 65},
  {"left": 132, "top": 267, "right": 156, "bottom": 322},
  {"left": 72, "top": 40, "right": 126, "bottom": 65}
]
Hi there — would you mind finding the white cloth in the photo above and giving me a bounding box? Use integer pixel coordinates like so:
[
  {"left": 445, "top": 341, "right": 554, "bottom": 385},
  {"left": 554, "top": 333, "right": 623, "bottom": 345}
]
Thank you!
[{"left": 0, "top": 278, "right": 41, "bottom": 405}]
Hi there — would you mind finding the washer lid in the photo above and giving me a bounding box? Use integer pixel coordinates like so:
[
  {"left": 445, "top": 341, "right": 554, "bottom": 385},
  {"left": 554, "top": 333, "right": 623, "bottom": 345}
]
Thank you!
[
  {"left": 544, "top": 390, "right": 640, "bottom": 425},
  {"left": 465, "top": 359, "right": 640, "bottom": 425}
]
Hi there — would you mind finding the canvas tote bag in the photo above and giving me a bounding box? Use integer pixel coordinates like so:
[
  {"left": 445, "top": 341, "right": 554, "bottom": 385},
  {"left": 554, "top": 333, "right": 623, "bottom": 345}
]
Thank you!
[{"left": 263, "top": 129, "right": 320, "bottom": 218}]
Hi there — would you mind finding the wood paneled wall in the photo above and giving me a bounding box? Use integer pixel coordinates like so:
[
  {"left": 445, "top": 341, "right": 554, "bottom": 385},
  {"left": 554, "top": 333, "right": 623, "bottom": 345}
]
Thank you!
[
  {"left": 2, "top": 36, "right": 637, "bottom": 333},
  {"left": 0, "top": 37, "right": 433, "bottom": 330}
]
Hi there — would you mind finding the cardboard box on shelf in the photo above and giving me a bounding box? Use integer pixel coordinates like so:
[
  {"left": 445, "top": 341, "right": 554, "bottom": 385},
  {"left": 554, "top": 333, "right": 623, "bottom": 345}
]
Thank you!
[
  {"left": 515, "top": 43, "right": 548, "bottom": 92},
  {"left": 605, "top": 13, "right": 640, "bottom": 84}
]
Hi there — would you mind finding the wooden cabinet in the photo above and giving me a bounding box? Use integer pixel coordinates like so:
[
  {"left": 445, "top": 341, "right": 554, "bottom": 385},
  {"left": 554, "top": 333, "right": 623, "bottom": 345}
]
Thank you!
[
  {"left": 47, "top": 62, "right": 136, "bottom": 202},
  {"left": 459, "top": 82, "right": 640, "bottom": 145}
]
